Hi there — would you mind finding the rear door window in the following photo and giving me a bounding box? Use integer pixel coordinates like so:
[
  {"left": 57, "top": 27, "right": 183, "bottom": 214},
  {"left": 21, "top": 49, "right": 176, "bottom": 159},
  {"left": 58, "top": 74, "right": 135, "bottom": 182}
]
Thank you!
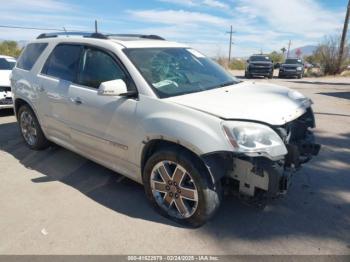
[
  {"left": 16, "top": 43, "right": 48, "bottom": 70},
  {"left": 42, "top": 44, "right": 82, "bottom": 82}
]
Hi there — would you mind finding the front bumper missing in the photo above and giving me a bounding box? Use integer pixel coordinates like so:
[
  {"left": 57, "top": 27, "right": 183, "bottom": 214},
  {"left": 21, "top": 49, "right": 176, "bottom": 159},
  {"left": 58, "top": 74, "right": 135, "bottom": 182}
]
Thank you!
[{"left": 227, "top": 137, "right": 320, "bottom": 199}]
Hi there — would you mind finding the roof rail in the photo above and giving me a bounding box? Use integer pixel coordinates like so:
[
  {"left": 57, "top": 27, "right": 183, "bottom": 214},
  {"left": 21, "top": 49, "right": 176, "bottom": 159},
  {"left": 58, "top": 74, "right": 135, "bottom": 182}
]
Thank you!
[
  {"left": 105, "top": 34, "right": 165, "bottom": 40},
  {"left": 36, "top": 32, "right": 165, "bottom": 41},
  {"left": 36, "top": 32, "right": 108, "bottom": 39}
]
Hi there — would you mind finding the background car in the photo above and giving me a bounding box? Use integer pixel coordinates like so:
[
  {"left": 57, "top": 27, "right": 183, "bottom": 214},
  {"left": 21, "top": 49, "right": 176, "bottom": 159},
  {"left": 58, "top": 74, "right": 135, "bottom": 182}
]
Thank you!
[
  {"left": 0, "top": 55, "right": 16, "bottom": 110},
  {"left": 245, "top": 55, "right": 274, "bottom": 79},
  {"left": 279, "top": 58, "right": 305, "bottom": 79}
]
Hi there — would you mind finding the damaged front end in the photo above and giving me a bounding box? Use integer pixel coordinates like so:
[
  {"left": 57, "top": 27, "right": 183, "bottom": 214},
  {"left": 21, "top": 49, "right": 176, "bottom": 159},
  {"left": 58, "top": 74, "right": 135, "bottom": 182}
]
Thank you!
[{"left": 203, "top": 107, "right": 320, "bottom": 202}]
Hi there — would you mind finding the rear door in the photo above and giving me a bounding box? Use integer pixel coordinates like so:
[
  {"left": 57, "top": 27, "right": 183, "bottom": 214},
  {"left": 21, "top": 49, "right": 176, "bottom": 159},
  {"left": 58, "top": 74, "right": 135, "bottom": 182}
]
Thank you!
[
  {"left": 67, "top": 45, "right": 139, "bottom": 177},
  {"left": 37, "top": 44, "right": 83, "bottom": 145}
]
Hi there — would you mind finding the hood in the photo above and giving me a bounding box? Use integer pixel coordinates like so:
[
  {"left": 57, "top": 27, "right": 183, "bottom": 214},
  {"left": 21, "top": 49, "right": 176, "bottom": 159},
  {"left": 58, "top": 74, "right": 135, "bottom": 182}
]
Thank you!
[
  {"left": 166, "top": 82, "right": 311, "bottom": 126},
  {"left": 0, "top": 70, "right": 11, "bottom": 87}
]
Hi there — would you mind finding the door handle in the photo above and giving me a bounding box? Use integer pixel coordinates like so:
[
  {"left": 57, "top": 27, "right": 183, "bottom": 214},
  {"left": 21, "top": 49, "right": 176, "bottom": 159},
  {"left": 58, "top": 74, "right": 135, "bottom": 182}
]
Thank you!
[{"left": 70, "top": 97, "right": 82, "bottom": 105}]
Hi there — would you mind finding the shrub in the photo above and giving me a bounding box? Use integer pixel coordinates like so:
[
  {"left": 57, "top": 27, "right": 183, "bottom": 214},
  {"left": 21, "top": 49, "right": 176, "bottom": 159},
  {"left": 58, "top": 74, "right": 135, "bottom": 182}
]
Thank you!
[
  {"left": 228, "top": 59, "right": 246, "bottom": 70},
  {"left": 0, "top": 41, "right": 22, "bottom": 57}
]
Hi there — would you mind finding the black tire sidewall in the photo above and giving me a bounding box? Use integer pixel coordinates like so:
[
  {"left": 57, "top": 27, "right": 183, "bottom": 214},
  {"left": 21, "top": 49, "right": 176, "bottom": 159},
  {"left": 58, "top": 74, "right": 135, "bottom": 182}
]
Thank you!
[
  {"left": 143, "top": 148, "right": 221, "bottom": 227},
  {"left": 18, "top": 105, "right": 49, "bottom": 150}
]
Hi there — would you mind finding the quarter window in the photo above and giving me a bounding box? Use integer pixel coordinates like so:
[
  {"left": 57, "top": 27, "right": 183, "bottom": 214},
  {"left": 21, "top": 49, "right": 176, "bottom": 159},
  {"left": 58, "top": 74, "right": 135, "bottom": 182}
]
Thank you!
[
  {"left": 16, "top": 43, "right": 48, "bottom": 70},
  {"left": 77, "top": 47, "right": 126, "bottom": 89},
  {"left": 43, "top": 44, "right": 82, "bottom": 82}
]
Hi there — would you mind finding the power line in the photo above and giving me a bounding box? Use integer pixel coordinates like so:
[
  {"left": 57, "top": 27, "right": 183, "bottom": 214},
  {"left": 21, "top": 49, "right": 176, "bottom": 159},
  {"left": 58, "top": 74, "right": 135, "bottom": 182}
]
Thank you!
[{"left": 0, "top": 25, "right": 82, "bottom": 32}]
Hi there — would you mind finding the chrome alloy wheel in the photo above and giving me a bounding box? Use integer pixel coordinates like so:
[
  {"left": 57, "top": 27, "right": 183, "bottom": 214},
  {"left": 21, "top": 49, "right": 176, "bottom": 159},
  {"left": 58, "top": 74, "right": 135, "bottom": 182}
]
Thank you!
[
  {"left": 150, "top": 161, "right": 199, "bottom": 219},
  {"left": 20, "top": 111, "right": 37, "bottom": 146}
]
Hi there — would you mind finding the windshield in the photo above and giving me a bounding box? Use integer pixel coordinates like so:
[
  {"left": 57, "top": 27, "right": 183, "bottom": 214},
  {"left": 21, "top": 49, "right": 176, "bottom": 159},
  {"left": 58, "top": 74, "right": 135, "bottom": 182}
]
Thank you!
[
  {"left": 124, "top": 48, "right": 238, "bottom": 98},
  {"left": 0, "top": 58, "right": 16, "bottom": 70},
  {"left": 285, "top": 59, "right": 302, "bottom": 64},
  {"left": 249, "top": 56, "right": 271, "bottom": 62}
]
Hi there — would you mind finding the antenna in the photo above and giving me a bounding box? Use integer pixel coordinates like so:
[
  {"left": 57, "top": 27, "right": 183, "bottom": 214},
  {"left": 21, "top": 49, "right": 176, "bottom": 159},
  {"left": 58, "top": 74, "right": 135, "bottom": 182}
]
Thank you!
[{"left": 63, "top": 27, "right": 68, "bottom": 37}]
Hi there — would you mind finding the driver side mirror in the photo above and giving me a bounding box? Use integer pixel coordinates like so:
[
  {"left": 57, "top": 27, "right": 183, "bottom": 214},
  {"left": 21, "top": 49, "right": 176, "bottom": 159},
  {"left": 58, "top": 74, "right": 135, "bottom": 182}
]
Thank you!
[{"left": 98, "top": 79, "right": 133, "bottom": 97}]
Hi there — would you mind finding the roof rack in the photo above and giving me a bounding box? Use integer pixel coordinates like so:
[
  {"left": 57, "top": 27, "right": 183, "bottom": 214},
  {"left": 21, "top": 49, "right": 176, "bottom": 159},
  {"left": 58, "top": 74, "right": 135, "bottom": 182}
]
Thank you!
[
  {"left": 106, "top": 34, "right": 165, "bottom": 40},
  {"left": 37, "top": 32, "right": 108, "bottom": 39},
  {"left": 36, "top": 32, "right": 165, "bottom": 40}
]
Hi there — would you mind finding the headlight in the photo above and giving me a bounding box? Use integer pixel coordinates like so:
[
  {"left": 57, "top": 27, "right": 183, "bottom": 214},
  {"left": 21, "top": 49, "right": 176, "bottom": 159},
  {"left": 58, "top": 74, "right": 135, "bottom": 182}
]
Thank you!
[
  {"left": 297, "top": 66, "right": 302, "bottom": 70},
  {"left": 222, "top": 121, "right": 287, "bottom": 159}
]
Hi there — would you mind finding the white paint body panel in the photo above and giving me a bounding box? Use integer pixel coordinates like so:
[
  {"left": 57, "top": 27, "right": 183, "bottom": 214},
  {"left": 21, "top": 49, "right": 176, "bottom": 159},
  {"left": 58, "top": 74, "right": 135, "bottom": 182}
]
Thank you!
[
  {"left": 166, "top": 81, "right": 310, "bottom": 126},
  {"left": 11, "top": 36, "right": 312, "bottom": 185},
  {"left": 0, "top": 69, "right": 13, "bottom": 109}
]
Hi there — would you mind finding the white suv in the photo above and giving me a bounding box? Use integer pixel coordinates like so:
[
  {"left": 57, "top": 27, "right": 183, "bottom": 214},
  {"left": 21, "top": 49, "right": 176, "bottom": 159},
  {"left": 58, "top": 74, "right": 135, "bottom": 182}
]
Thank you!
[
  {"left": 0, "top": 55, "right": 16, "bottom": 110},
  {"left": 11, "top": 32, "right": 320, "bottom": 227}
]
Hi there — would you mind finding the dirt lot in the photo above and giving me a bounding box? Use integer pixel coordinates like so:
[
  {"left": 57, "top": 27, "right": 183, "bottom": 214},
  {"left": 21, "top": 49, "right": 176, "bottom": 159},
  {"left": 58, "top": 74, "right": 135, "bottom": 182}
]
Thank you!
[{"left": 0, "top": 76, "right": 349, "bottom": 255}]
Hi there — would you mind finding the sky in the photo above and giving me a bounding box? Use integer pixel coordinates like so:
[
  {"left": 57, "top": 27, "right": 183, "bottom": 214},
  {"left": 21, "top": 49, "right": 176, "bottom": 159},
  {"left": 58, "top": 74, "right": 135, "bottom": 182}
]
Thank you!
[{"left": 0, "top": 0, "right": 348, "bottom": 57}]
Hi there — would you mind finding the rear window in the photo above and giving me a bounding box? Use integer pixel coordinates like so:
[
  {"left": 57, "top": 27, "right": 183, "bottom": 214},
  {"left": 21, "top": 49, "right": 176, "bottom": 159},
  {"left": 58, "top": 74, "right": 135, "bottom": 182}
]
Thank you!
[
  {"left": 42, "top": 44, "right": 82, "bottom": 82},
  {"left": 16, "top": 43, "right": 48, "bottom": 70}
]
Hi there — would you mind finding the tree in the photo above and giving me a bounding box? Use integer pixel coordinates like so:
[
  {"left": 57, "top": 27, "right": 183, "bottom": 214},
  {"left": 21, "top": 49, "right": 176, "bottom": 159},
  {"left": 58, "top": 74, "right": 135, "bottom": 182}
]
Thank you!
[
  {"left": 0, "top": 41, "right": 22, "bottom": 57},
  {"left": 268, "top": 51, "right": 284, "bottom": 63},
  {"left": 304, "top": 53, "right": 322, "bottom": 65},
  {"left": 280, "top": 47, "right": 287, "bottom": 58},
  {"left": 313, "top": 35, "right": 349, "bottom": 75}
]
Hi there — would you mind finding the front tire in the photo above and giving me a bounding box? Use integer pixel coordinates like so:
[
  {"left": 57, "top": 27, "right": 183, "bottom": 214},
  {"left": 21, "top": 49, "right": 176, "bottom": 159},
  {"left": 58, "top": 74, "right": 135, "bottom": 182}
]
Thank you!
[
  {"left": 143, "top": 148, "right": 222, "bottom": 227},
  {"left": 18, "top": 105, "right": 50, "bottom": 150}
]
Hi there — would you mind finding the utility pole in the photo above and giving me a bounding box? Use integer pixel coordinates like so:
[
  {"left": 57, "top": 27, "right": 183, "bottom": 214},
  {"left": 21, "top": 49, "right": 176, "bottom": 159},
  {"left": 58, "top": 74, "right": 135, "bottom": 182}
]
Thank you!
[
  {"left": 286, "top": 40, "right": 292, "bottom": 58},
  {"left": 337, "top": 0, "right": 350, "bottom": 73},
  {"left": 226, "top": 25, "right": 235, "bottom": 62}
]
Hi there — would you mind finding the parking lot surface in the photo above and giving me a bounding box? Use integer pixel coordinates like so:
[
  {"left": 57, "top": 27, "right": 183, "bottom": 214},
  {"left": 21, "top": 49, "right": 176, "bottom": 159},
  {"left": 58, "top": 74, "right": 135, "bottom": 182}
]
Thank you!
[{"left": 0, "top": 76, "right": 349, "bottom": 255}]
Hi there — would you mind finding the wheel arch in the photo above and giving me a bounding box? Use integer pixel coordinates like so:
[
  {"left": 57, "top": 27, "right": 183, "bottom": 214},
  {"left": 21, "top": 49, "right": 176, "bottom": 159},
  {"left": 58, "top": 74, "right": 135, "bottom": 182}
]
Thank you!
[
  {"left": 14, "top": 98, "right": 44, "bottom": 131},
  {"left": 141, "top": 139, "right": 229, "bottom": 189},
  {"left": 14, "top": 98, "right": 33, "bottom": 119}
]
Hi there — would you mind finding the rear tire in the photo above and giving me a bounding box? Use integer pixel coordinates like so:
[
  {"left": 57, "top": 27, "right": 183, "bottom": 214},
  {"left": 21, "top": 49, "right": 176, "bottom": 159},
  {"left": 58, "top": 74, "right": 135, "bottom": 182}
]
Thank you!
[
  {"left": 143, "top": 147, "right": 222, "bottom": 227},
  {"left": 18, "top": 105, "right": 50, "bottom": 150}
]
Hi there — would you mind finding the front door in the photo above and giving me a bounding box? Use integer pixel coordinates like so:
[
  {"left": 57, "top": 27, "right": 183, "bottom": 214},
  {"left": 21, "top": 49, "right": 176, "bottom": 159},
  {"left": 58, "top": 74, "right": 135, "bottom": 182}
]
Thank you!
[{"left": 67, "top": 46, "right": 139, "bottom": 178}]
